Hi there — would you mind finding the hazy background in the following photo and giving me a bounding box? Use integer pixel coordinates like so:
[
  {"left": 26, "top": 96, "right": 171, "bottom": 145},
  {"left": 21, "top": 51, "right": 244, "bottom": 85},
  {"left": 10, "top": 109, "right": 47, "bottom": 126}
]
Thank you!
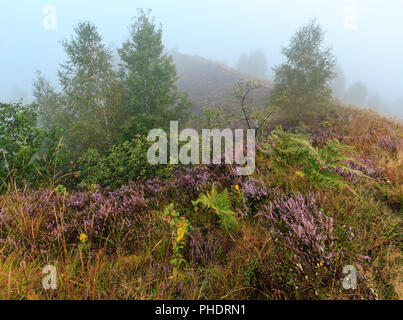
[{"left": 1, "top": 0, "right": 402, "bottom": 118}]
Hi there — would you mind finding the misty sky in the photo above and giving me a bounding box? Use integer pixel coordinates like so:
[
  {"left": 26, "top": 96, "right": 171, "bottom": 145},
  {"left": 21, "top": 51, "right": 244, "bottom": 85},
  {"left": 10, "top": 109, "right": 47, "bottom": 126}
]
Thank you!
[{"left": 1, "top": 0, "right": 402, "bottom": 117}]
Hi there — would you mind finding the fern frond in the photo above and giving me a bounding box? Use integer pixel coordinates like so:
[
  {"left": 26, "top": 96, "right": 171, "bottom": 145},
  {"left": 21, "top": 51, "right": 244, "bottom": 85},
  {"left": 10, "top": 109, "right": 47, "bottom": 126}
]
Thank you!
[
  {"left": 193, "top": 185, "right": 239, "bottom": 231},
  {"left": 264, "top": 127, "right": 370, "bottom": 189}
]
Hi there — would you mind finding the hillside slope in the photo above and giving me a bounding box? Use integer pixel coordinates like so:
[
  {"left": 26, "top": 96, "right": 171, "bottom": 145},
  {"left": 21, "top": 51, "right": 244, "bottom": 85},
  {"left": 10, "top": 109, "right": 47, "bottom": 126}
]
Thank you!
[{"left": 171, "top": 51, "right": 273, "bottom": 112}]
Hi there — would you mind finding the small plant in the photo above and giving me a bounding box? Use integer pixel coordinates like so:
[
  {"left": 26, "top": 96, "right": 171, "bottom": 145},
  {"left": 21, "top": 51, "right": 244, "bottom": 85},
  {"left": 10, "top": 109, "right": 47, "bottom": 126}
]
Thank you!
[
  {"left": 231, "top": 184, "right": 245, "bottom": 216},
  {"left": 244, "top": 257, "right": 258, "bottom": 286},
  {"left": 193, "top": 184, "right": 239, "bottom": 231},
  {"left": 55, "top": 184, "right": 68, "bottom": 196},
  {"left": 162, "top": 204, "right": 193, "bottom": 269},
  {"left": 79, "top": 233, "right": 89, "bottom": 252}
]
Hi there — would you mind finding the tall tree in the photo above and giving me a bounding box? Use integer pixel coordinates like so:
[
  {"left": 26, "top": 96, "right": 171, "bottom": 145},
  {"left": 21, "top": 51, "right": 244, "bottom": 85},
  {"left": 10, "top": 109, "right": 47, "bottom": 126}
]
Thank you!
[
  {"left": 118, "top": 9, "right": 189, "bottom": 136},
  {"left": 273, "top": 20, "right": 336, "bottom": 120},
  {"left": 58, "top": 21, "right": 125, "bottom": 155}
]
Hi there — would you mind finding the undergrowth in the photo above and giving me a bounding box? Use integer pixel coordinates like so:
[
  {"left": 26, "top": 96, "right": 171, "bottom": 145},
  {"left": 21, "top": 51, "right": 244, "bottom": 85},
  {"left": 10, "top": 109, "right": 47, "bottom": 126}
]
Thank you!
[{"left": 0, "top": 104, "right": 401, "bottom": 300}]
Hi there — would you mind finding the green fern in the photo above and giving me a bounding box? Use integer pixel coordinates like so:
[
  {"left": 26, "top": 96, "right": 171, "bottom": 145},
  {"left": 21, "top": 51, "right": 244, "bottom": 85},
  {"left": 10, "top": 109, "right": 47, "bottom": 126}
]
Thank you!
[
  {"left": 192, "top": 184, "right": 239, "bottom": 231},
  {"left": 262, "top": 127, "right": 366, "bottom": 189}
]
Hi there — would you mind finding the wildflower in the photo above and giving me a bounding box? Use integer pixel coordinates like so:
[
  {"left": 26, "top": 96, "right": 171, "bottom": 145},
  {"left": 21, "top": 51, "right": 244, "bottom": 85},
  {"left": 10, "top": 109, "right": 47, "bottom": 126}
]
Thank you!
[
  {"left": 79, "top": 233, "right": 87, "bottom": 243},
  {"left": 296, "top": 171, "right": 305, "bottom": 178},
  {"left": 234, "top": 185, "right": 240, "bottom": 191},
  {"left": 176, "top": 219, "right": 187, "bottom": 242},
  {"left": 176, "top": 227, "right": 185, "bottom": 242}
]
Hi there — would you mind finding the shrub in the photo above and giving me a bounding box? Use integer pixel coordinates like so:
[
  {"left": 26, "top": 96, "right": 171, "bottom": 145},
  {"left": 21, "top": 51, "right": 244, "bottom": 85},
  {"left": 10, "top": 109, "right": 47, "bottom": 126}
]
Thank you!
[
  {"left": 259, "top": 193, "right": 336, "bottom": 269},
  {"left": 0, "top": 102, "right": 66, "bottom": 191},
  {"left": 241, "top": 177, "right": 269, "bottom": 214},
  {"left": 0, "top": 103, "right": 43, "bottom": 189},
  {"left": 78, "top": 134, "right": 174, "bottom": 189}
]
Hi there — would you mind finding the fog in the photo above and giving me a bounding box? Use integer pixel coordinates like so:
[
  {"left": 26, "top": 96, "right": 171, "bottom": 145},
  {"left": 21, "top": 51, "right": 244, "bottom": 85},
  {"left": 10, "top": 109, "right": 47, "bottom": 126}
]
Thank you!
[{"left": 1, "top": 0, "right": 402, "bottom": 118}]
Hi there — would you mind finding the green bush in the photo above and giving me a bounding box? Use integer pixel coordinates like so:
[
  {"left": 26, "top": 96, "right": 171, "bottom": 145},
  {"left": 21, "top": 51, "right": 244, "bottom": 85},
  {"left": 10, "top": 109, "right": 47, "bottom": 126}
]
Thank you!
[
  {"left": 0, "top": 102, "right": 67, "bottom": 191},
  {"left": 0, "top": 102, "right": 41, "bottom": 186},
  {"left": 78, "top": 134, "right": 174, "bottom": 189}
]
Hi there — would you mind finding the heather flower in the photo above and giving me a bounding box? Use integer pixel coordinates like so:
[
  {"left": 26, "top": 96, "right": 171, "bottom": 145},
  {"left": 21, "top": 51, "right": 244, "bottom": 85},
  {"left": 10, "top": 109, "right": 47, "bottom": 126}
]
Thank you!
[
  {"left": 260, "top": 193, "right": 336, "bottom": 268},
  {"left": 242, "top": 178, "right": 268, "bottom": 202},
  {"left": 240, "top": 177, "right": 268, "bottom": 216},
  {"left": 378, "top": 135, "right": 402, "bottom": 153},
  {"left": 188, "top": 229, "right": 222, "bottom": 266}
]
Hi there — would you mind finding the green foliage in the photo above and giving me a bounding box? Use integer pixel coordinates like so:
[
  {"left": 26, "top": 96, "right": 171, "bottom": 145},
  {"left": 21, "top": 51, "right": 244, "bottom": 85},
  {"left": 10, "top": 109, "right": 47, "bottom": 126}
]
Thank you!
[
  {"left": 55, "top": 184, "right": 68, "bottom": 196},
  {"left": 0, "top": 102, "right": 44, "bottom": 189},
  {"left": 118, "top": 9, "right": 190, "bottom": 133},
  {"left": 244, "top": 257, "right": 258, "bottom": 286},
  {"left": 376, "top": 183, "right": 403, "bottom": 211},
  {"left": 78, "top": 134, "right": 174, "bottom": 189},
  {"left": 117, "top": 113, "right": 168, "bottom": 142},
  {"left": 162, "top": 203, "right": 193, "bottom": 269},
  {"left": 193, "top": 185, "right": 239, "bottom": 231},
  {"left": 272, "top": 20, "right": 336, "bottom": 120},
  {"left": 55, "top": 21, "right": 126, "bottom": 156},
  {"left": 191, "top": 106, "right": 234, "bottom": 130},
  {"left": 32, "top": 13, "right": 192, "bottom": 167},
  {"left": 263, "top": 127, "right": 365, "bottom": 189},
  {"left": 0, "top": 102, "right": 66, "bottom": 191}
]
